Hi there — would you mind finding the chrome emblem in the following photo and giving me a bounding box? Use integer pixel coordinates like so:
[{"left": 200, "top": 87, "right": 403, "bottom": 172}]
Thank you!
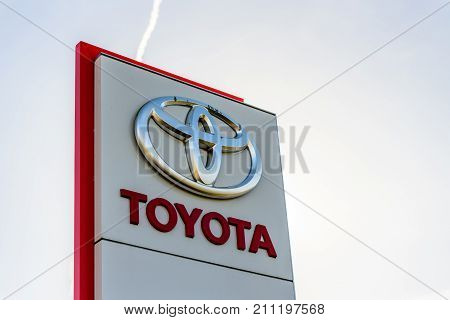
[{"left": 135, "top": 96, "right": 262, "bottom": 199}]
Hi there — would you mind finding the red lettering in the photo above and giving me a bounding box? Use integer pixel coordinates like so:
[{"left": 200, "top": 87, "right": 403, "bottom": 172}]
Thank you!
[
  {"left": 121, "top": 189, "right": 278, "bottom": 257},
  {"left": 174, "top": 203, "right": 202, "bottom": 238},
  {"left": 249, "top": 224, "right": 277, "bottom": 258},
  {"left": 227, "top": 217, "right": 251, "bottom": 250},
  {"left": 146, "top": 198, "right": 178, "bottom": 232},
  {"left": 201, "top": 212, "right": 230, "bottom": 245},
  {"left": 120, "top": 189, "right": 147, "bottom": 225}
]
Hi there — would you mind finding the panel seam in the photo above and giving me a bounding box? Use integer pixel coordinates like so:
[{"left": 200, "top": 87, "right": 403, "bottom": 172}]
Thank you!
[{"left": 95, "top": 237, "right": 293, "bottom": 283}]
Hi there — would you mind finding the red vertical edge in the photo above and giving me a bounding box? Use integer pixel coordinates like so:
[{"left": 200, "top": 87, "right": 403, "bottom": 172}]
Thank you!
[
  {"left": 74, "top": 41, "right": 242, "bottom": 300},
  {"left": 74, "top": 42, "right": 96, "bottom": 300}
]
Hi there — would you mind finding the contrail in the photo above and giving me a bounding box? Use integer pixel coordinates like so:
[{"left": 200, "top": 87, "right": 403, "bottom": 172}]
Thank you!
[{"left": 136, "top": 0, "right": 163, "bottom": 62}]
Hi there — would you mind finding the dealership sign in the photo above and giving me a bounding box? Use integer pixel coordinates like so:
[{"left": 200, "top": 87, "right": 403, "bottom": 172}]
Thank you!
[{"left": 75, "top": 42, "right": 294, "bottom": 300}]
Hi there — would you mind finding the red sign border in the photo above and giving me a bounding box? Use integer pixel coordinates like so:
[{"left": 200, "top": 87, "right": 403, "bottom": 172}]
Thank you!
[{"left": 74, "top": 41, "right": 243, "bottom": 300}]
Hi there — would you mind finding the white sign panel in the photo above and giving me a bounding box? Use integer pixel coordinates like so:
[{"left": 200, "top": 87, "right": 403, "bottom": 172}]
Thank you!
[{"left": 94, "top": 54, "right": 294, "bottom": 299}]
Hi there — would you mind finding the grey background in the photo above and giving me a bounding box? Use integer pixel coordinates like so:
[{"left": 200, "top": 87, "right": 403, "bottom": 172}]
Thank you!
[{"left": 0, "top": 0, "right": 449, "bottom": 299}]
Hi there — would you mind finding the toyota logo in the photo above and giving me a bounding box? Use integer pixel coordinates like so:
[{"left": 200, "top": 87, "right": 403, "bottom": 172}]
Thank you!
[{"left": 135, "top": 96, "right": 262, "bottom": 199}]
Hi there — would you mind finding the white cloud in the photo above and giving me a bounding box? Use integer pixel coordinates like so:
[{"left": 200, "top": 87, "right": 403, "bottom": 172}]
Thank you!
[{"left": 136, "top": 0, "right": 163, "bottom": 62}]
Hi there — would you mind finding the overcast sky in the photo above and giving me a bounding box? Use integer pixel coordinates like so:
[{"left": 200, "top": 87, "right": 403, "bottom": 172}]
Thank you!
[{"left": 0, "top": 0, "right": 449, "bottom": 299}]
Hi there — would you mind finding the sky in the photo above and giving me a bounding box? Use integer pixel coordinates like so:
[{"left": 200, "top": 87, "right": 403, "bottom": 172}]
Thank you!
[{"left": 0, "top": 0, "right": 449, "bottom": 299}]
